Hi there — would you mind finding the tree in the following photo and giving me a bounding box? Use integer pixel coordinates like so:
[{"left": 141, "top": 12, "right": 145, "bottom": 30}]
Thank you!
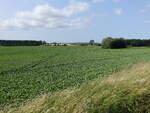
[
  {"left": 89, "top": 40, "right": 95, "bottom": 45},
  {"left": 126, "top": 39, "right": 150, "bottom": 47},
  {"left": 110, "top": 38, "right": 127, "bottom": 48},
  {"left": 102, "top": 37, "right": 114, "bottom": 49},
  {"left": 102, "top": 37, "right": 127, "bottom": 49}
]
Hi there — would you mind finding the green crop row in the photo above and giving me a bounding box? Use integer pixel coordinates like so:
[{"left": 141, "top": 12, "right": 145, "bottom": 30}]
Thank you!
[{"left": 1, "top": 46, "right": 150, "bottom": 108}]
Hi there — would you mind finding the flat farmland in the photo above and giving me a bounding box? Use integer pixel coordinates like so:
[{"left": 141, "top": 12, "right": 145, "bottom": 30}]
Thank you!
[{"left": 1, "top": 46, "right": 150, "bottom": 108}]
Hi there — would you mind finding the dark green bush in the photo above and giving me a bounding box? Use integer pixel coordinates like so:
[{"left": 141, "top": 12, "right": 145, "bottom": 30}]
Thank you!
[{"left": 102, "top": 37, "right": 127, "bottom": 49}]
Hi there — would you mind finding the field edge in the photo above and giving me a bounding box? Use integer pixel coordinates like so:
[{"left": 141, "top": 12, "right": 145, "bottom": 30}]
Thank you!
[{"left": 1, "top": 62, "right": 150, "bottom": 113}]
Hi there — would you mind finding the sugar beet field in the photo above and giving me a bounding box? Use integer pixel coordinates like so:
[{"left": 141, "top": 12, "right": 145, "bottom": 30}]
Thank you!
[{"left": 1, "top": 46, "right": 150, "bottom": 108}]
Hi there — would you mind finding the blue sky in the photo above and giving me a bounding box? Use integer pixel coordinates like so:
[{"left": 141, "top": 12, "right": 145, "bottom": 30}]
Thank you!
[{"left": 0, "top": 0, "right": 150, "bottom": 42}]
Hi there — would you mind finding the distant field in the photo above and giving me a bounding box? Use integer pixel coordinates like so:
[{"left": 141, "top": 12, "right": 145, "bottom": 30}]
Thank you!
[{"left": 1, "top": 46, "right": 150, "bottom": 108}]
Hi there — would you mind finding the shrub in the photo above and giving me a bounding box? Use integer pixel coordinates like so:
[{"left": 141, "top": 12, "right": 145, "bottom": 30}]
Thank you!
[{"left": 102, "top": 37, "right": 127, "bottom": 49}]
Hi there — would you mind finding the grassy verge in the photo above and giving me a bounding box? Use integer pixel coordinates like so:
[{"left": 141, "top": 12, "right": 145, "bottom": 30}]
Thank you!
[{"left": 1, "top": 62, "right": 150, "bottom": 113}]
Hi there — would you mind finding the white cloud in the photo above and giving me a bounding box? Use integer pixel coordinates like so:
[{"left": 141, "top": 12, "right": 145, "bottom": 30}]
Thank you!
[
  {"left": 0, "top": 1, "right": 89, "bottom": 30},
  {"left": 114, "top": 8, "right": 123, "bottom": 15}
]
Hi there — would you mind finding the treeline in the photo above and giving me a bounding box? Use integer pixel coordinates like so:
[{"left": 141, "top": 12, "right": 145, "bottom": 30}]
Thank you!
[
  {"left": 126, "top": 39, "right": 150, "bottom": 47},
  {"left": 0, "top": 40, "right": 46, "bottom": 46},
  {"left": 102, "top": 37, "right": 150, "bottom": 49}
]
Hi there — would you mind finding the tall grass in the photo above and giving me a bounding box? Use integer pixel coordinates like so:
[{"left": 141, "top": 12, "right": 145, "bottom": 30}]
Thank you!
[{"left": 2, "top": 63, "right": 150, "bottom": 113}]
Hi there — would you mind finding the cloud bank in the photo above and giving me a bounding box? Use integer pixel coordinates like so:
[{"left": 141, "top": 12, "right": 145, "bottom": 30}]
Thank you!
[{"left": 0, "top": 1, "right": 89, "bottom": 29}]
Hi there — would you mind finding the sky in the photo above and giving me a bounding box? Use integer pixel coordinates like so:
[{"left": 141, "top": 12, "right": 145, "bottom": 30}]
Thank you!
[{"left": 0, "top": 0, "right": 150, "bottom": 42}]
